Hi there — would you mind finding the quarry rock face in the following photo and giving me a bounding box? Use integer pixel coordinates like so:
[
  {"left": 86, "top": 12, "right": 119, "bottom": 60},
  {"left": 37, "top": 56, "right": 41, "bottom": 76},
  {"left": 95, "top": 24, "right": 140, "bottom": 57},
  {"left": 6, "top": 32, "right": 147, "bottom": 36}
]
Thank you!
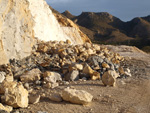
[{"left": 0, "top": 0, "right": 90, "bottom": 65}]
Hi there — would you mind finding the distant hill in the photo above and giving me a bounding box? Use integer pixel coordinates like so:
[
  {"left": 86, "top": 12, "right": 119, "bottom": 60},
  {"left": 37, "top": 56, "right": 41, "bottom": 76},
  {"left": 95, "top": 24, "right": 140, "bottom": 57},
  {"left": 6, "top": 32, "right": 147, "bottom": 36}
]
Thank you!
[
  {"left": 62, "top": 10, "right": 75, "bottom": 19},
  {"left": 62, "top": 11, "right": 150, "bottom": 52}
]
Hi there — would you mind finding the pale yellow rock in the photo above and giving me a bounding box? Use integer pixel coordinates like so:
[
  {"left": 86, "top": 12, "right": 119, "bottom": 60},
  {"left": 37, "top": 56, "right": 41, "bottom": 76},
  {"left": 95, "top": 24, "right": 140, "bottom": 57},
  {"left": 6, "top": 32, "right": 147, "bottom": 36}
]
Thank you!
[
  {"left": 82, "top": 64, "right": 94, "bottom": 75},
  {"left": 90, "top": 72, "right": 100, "bottom": 80},
  {"left": 3, "top": 83, "right": 28, "bottom": 108},
  {"left": 0, "top": 103, "right": 13, "bottom": 112},
  {"left": 20, "top": 68, "right": 41, "bottom": 83},
  {"left": 102, "top": 63, "right": 110, "bottom": 69},
  {"left": 102, "top": 70, "right": 120, "bottom": 86},
  {"left": 69, "top": 63, "right": 83, "bottom": 72},
  {"left": 61, "top": 88, "right": 93, "bottom": 105}
]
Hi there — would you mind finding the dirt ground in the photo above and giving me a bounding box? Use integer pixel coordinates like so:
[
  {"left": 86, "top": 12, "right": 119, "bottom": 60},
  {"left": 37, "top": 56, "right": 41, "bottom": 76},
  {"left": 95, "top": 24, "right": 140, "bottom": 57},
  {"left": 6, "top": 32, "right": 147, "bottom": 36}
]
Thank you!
[{"left": 16, "top": 45, "right": 150, "bottom": 113}]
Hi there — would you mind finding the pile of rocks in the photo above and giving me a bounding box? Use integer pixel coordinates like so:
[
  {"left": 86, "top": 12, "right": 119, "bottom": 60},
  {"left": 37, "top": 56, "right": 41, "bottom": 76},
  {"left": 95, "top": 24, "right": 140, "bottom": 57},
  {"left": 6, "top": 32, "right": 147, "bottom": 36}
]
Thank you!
[{"left": 0, "top": 40, "right": 131, "bottom": 112}]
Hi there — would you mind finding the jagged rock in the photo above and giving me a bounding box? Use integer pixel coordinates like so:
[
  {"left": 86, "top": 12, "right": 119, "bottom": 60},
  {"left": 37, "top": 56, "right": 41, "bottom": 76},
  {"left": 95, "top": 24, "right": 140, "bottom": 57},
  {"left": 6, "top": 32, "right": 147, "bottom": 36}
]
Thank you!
[
  {"left": 102, "top": 63, "right": 110, "bottom": 69},
  {"left": 0, "top": 72, "right": 6, "bottom": 83},
  {"left": 65, "top": 70, "right": 79, "bottom": 81},
  {"left": 90, "top": 72, "right": 100, "bottom": 80},
  {"left": 3, "top": 83, "right": 28, "bottom": 108},
  {"left": 0, "top": 103, "right": 13, "bottom": 112},
  {"left": 49, "top": 93, "right": 62, "bottom": 102},
  {"left": 102, "top": 70, "right": 120, "bottom": 86},
  {"left": 0, "top": 0, "right": 90, "bottom": 65},
  {"left": 61, "top": 87, "right": 93, "bottom": 105},
  {"left": 43, "top": 71, "right": 62, "bottom": 83},
  {"left": 29, "top": 94, "right": 40, "bottom": 104},
  {"left": 82, "top": 63, "right": 94, "bottom": 75},
  {"left": 68, "top": 63, "right": 83, "bottom": 72},
  {"left": 20, "top": 68, "right": 41, "bottom": 83}
]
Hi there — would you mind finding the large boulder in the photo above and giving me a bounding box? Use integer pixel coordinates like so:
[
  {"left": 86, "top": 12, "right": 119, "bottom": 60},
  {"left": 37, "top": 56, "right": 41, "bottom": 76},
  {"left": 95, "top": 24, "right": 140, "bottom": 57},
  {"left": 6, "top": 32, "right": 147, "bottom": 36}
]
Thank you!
[
  {"left": 102, "top": 70, "right": 120, "bottom": 86},
  {"left": 61, "top": 87, "right": 93, "bottom": 105},
  {"left": 2, "top": 82, "right": 28, "bottom": 108},
  {"left": 0, "top": 0, "right": 90, "bottom": 65}
]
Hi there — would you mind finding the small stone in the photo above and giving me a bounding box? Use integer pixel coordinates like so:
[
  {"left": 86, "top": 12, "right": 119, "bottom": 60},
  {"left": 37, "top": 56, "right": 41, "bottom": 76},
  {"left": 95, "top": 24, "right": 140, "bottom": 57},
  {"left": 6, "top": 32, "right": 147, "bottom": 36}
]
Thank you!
[
  {"left": 63, "top": 81, "right": 70, "bottom": 85},
  {"left": 24, "top": 83, "right": 30, "bottom": 90},
  {"left": 90, "top": 72, "right": 100, "bottom": 80},
  {"left": 102, "top": 63, "right": 110, "bottom": 69},
  {"left": 43, "top": 71, "right": 62, "bottom": 83},
  {"left": 124, "top": 68, "right": 132, "bottom": 77},
  {"left": 51, "top": 82, "right": 59, "bottom": 89},
  {"left": 61, "top": 87, "right": 93, "bottom": 105},
  {"left": 69, "top": 63, "right": 83, "bottom": 72},
  {"left": 87, "top": 49, "right": 95, "bottom": 55},
  {"left": 102, "top": 70, "right": 118, "bottom": 86},
  {"left": 65, "top": 70, "right": 79, "bottom": 81},
  {"left": 66, "top": 39, "right": 71, "bottom": 44},
  {"left": 29, "top": 94, "right": 40, "bottom": 104},
  {"left": 5, "top": 75, "right": 14, "bottom": 82},
  {"left": 37, "top": 44, "right": 48, "bottom": 53},
  {"left": 118, "top": 66, "right": 125, "bottom": 75},
  {"left": 82, "top": 63, "right": 94, "bottom": 75},
  {"left": 20, "top": 68, "right": 41, "bottom": 83},
  {"left": 0, "top": 72, "right": 6, "bottom": 83},
  {"left": 49, "top": 93, "right": 62, "bottom": 102},
  {"left": 44, "top": 83, "right": 52, "bottom": 88}
]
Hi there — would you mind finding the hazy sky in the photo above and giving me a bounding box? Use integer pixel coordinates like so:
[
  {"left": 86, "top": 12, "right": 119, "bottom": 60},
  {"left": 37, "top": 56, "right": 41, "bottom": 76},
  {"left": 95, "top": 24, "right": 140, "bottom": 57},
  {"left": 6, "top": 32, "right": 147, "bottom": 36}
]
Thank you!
[{"left": 46, "top": 0, "right": 150, "bottom": 22}]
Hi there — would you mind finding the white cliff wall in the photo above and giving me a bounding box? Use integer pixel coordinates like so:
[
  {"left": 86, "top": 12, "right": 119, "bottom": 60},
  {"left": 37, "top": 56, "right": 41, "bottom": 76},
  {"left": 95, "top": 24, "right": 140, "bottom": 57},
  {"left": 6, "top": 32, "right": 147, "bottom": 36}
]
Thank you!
[{"left": 0, "top": 0, "right": 86, "bottom": 65}]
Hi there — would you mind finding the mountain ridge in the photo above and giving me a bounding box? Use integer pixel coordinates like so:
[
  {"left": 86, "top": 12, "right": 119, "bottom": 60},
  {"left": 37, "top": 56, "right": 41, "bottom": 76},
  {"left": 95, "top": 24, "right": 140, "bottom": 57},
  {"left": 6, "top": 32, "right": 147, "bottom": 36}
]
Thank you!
[{"left": 62, "top": 11, "right": 150, "bottom": 51}]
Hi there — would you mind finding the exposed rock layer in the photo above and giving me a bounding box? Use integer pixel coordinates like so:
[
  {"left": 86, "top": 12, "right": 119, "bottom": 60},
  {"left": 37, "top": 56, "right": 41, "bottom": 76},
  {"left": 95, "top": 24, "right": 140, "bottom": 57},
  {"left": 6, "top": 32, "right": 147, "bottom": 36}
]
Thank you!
[{"left": 0, "top": 0, "right": 90, "bottom": 65}]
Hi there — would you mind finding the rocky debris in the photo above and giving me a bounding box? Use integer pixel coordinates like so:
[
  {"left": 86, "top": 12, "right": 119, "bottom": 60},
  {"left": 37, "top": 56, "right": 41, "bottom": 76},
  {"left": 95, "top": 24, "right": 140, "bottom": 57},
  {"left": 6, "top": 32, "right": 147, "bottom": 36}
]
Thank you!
[
  {"left": 29, "top": 94, "right": 41, "bottom": 104},
  {"left": 0, "top": 40, "right": 132, "bottom": 110},
  {"left": 49, "top": 93, "right": 63, "bottom": 102},
  {"left": 61, "top": 87, "right": 93, "bottom": 105},
  {"left": 2, "top": 82, "right": 28, "bottom": 108},
  {"left": 0, "top": 103, "right": 13, "bottom": 112},
  {"left": 20, "top": 68, "right": 41, "bottom": 83}
]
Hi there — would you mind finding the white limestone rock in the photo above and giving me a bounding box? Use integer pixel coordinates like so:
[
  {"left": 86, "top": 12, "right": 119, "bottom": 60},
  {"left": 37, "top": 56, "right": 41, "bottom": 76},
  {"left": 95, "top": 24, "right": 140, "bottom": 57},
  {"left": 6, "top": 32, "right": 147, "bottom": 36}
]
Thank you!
[
  {"left": 61, "top": 87, "right": 93, "bottom": 105},
  {"left": 0, "top": 0, "right": 90, "bottom": 65}
]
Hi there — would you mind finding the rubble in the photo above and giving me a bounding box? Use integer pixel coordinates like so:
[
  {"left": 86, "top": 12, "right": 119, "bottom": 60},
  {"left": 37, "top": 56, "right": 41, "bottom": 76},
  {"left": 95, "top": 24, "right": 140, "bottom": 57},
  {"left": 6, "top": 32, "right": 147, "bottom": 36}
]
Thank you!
[{"left": 0, "top": 40, "right": 131, "bottom": 109}]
